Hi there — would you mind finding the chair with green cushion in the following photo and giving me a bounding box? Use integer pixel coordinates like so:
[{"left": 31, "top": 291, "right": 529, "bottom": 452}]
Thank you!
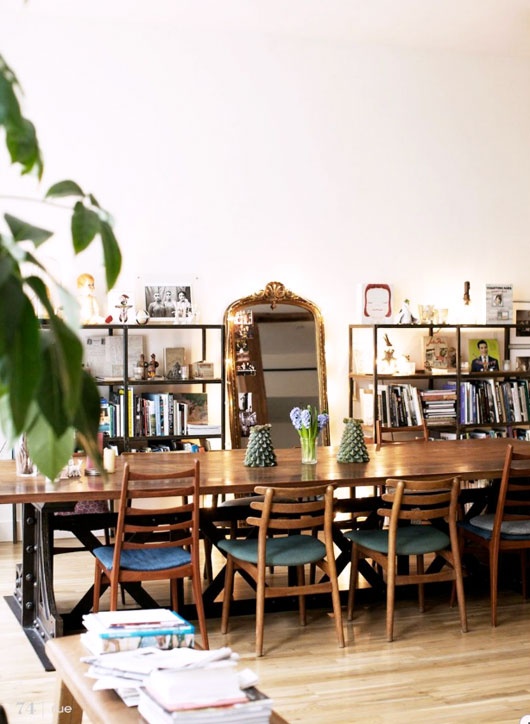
[
  {"left": 92, "top": 460, "right": 208, "bottom": 649},
  {"left": 459, "top": 443, "right": 530, "bottom": 626},
  {"left": 346, "top": 476, "right": 467, "bottom": 642},
  {"left": 219, "top": 483, "right": 345, "bottom": 657}
]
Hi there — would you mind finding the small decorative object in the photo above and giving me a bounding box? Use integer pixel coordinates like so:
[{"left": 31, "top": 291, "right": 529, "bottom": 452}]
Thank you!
[
  {"left": 395, "top": 299, "right": 418, "bottom": 324},
  {"left": 116, "top": 293, "right": 133, "bottom": 323},
  {"left": 485, "top": 284, "right": 513, "bottom": 323},
  {"left": 424, "top": 333, "right": 457, "bottom": 371},
  {"left": 290, "top": 405, "right": 329, "bottom": 465},
  {"left": 15, "top": 434, "right": 37, "bottom": 476},
  {"left": 379, "top": 334, "right": 397, "bottom": 375},
  {"left": 147, "top": 353, "right": 159, "bottom": 378},
  {"left": 337, "top": 418, "right": 370, "bottom": 463},
  {"left": 244, "top": 424, "right": 277, "bottom": 467},
  {"left": 77, "top": 273, "right": 102, "bottom": 324},
  {"left": 136, "top": 309, "right": 149, "bottom": 325},
  {"left": 135, "top": 353, "right": 147, "bottom": 380}
]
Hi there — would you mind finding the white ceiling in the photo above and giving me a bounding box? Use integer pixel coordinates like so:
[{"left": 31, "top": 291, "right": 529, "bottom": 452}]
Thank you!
[{"left": 6, "top": 0, "right": 530, "bottom": 55}]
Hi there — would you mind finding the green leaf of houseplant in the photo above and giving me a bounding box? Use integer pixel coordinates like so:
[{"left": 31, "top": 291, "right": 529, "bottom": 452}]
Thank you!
[
  {"left": 26, "top": 416, "right": 75, "bottom": 482},
  {"left": 45, "top": 180, "right": 85, "bottom": 199},
  {"left": 100, "top": 220, "right": 122, "bottom": 290},
  {"left": 4, "top": 214, "right": 53, "bottom": 246},
  {"left": 71, "top": 201, "right": 100, "bottom": 252}
]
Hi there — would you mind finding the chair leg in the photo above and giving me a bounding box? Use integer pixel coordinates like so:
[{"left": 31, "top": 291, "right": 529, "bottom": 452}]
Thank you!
[
  {"left": 221, "top": 556, "right": 235, "bottom": 635},
  {"left": 386, "top": 554, "right": 396, "bottom": 642},
  {"left": 297, "top": 566, "right": 307, "bottom": 626},
  {"left": 256, "top": 561, "right": 266, "bottom": 657},
  {"left": 347, "top": 545, "right": 360, "bottom": 620},
  {"left": 92, "top": 561, "right": 102, "bottom": 612},
  {"left": 490, "top": 548, "right": 499, "bottom": 627},
  {"left": 191, "top": 571, "right": 209, "bottom": 650},
  {"left": 417, "top": 555, "right": 425, "bottom": 613}
]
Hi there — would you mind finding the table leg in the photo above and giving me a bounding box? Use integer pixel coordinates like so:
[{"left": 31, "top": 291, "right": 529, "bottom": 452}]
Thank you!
[{"left": 51, "top": 679, "right": 82, "bottom": 724}]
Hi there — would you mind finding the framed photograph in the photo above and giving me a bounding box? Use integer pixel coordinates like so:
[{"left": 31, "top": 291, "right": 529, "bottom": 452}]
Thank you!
[
  {"left": 468, "top": 338, "right": 501, "bottom": 372},
  {"left": 485, "top": 284, "right": 513, "bottom": 324},
  {"left": 164, "top": 347, "right": 186, "bottom": 378},
  {"left": 511, "top": 301, "right": 530, "bottom": 342},
  {"left": 510, "top": 349, "right": 530, "bottom": 372},
  {"left": 361, "top": 283, "right": 393, "bottom": 324},
  {"left": 423, "top": 334, "right": 457, "bottom": 371},
  {"left": 144, "top": 284, "right": 193, "bottom": 320}
]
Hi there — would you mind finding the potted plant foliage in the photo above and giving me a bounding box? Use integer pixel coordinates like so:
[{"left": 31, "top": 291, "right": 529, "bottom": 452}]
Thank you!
[{"left": 0, "top": 53, "right": 122, "bottom": 479}]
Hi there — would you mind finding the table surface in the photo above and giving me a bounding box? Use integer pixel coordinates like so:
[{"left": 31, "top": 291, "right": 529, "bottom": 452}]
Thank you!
[
  {"left": 45, "top": 635, "right": 289, "bottom": 724},
  {"left": 0, "top": 437, "right": 527, "bottom": 505}
]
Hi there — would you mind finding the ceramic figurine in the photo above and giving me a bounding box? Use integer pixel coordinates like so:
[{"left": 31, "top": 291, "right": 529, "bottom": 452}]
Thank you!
[
  {"left": 77, "top": 273, "right": 102, "bottom": 324},
  {"left": 395, "top": 299, "right": 418, "bottom": 324}
]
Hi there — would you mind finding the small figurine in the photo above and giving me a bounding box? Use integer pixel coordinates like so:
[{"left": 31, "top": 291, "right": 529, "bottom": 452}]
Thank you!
[
  {"left": 135, "top": 353, "right": 147, "bottom": 380},
  {"left": 77, "top": 273, "right": 102, "bottom": 324},
  {"left": 116, "top": 293, "right": 133, "bottom": 324},
  {"left": 395, "top": 299, "right": 418, "bottom": 324},
  {"left": 147, "top": 353, "right": 159, "bottom": 379}
]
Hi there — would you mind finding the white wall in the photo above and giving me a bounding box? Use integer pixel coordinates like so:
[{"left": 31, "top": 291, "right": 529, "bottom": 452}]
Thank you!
[{"left": 1, "top": 1, "right": 530, "bottom": 465}]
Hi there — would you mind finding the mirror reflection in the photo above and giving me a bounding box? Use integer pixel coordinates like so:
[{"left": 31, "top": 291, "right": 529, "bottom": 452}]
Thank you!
[{"left": 224, "top": 281, "right": 329, "bottom": 449}]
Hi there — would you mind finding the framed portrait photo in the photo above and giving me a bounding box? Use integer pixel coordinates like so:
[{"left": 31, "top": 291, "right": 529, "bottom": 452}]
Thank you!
[
  {"left": 468, "top": 338, "right": 501, "bottom": 372},
  {"left": 510, "top": 301, "right": 530, "bottom": 343},
  {"left": 144, "top": 283, "right": 193, "bottom": 321}
]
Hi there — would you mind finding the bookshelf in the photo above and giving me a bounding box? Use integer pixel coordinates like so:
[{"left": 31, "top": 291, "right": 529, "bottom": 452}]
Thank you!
[
  {"left": 82, "top": 323, "right": 225, "bottom": 451},
  {"left": 349, "top": 323, "right": 530, "bottom": 442}
]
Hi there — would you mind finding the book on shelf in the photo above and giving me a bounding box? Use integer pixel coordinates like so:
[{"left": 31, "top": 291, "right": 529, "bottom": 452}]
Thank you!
[
  {"left": 81, "top": 608, "right": 194, "bottom": 654},
  {"left": 377, "top": 383, "right": 423, "bottom": 427},
  {"left": 187, "top": 423, "right": 222, "bottom": 435}
]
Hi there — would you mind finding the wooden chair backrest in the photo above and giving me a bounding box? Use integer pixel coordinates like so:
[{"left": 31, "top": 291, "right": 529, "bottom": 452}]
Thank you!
[
  {"left": 112, "top": 460, "right": 200, "bottom": 571},
  {"left": 493, "top": 444, "right": 530, "bottom": 540},
  {"left": 376, "top": 419, "right": 429, "bottom": 450}
]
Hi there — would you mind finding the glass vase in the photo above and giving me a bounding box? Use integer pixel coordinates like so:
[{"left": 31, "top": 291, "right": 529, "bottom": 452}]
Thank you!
[
  {"left": 300, "top": 436, "right": 317, "bottom": 465},
  {"left": 15, "top": 434, "right": 37, "bottom": 476}
]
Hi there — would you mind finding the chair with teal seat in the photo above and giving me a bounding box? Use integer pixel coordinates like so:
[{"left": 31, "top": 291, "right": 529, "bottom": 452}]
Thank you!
[
  {"left": 219, "top": 483, "right": 345, "bottom": 656},
  {"left": 459, "top": 443, "right": 530, "bottom": 626},
  {"left": 92, "top": 460, "right": 208, "bottom": 648},
  {"left": 346, "top": 476, "right": 467, "bottom": 641}
]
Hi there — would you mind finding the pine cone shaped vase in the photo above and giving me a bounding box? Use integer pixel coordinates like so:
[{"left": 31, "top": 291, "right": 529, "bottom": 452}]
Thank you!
[
  {"left": 244, "top": 424, "right": 277, "bottom": 467},
  {"left": 337, "top": 418, "right": 370, "bottom": 463}
]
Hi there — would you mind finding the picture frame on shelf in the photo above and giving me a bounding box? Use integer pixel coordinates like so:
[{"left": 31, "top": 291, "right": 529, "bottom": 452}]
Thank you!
[
  {"left": 485, "top": 284, "right": 513, "bottom": 324},
  {"left": 361, "top": 283, "right": 393, "bottom": 324},
  {"left": 164, "top": 347, "right": 186, "bottom": 379},
  {"left": 511, "top": 301, "right": 530, "bottom": 342},
  {"left": 509, "top": 348, "right": 530, "bottom": 372},
  {"left": 468, "top": 338, "right": 501, "bottom": 372},
  {"left": 423, "top": 333, "right": 457, "bottom": 372},
  {"left": 144, "top": 284, "right": 193, "bottom": 321}
]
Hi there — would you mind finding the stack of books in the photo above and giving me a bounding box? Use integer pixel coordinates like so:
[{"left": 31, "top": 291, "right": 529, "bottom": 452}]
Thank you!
[
  {"left": 81, "top": 608, "right": 194, "bottom": 654},
  {"left": 138, "top": 667, "right": 273, "bottom": 724},
  {"left": 420, "top": 386, "right": 457, "bottom": 426}
]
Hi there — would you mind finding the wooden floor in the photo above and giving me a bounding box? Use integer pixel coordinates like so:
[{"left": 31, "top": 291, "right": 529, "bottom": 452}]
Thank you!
[{"left": 1, "top": 540, "right": 530, "bottom": 723}]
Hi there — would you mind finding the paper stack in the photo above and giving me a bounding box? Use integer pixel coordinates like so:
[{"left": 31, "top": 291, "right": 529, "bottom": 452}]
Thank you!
[
  {"left": 138, "top": 666, "right": 273, "bottom": 723},
  {"left": 81, "top": 608, "right": 195, "bottom": 654}
]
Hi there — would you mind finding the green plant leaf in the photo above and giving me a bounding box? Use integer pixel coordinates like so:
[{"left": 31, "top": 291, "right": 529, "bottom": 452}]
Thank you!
[
  {"left": 0, "top": 65, "right": 22, "bottom": 126},
  {"left": 71, "top": 201, "right": 100, "bottom": 252},
  {"left": 74, "top": 370, "right": 103, "bottom": 470},
  {"left": 5, "top": 117, "right": 43, "bottom": 178},
  {"left": 4, "top": 214, "right": 53, "bottom": 245},
  {"left": 100, "top": 220, "right": 122, "bottom": 289},
  {"left": 6, "top": 292, "right": 41, "bottom": 432},
  {"left": 39, "top": 318, "right": 83, "bottom": 429},
  {"left": 46, "top": 180, "right": 85, "bottom": 199},
  {"left": 26, "top": 417, "right": 75, "bottom": 481}
]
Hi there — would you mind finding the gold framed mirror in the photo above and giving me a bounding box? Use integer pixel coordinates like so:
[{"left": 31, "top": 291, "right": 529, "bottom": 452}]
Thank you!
[{"left": 224, "top": 281, "right": 329, "bottom": 449}]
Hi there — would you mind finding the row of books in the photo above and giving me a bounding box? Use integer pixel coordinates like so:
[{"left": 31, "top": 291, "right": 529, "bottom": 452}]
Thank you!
[
  {"left": 99, "top": 391, "right": 211, "bottom": 438},
  {"left": 460, "top": 379, "right": 530, "bottom": 425},
  {"left": 377, "top": 383, "right": 424, "bottom": 428},
  {"left": 420, "top": 386, "right": 457, "bottom": 426}
]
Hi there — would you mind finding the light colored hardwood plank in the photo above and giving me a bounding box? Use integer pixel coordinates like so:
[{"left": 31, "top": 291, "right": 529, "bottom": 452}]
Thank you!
[{"left": 1, "top": 540, "right": 530, "bottom": 723}]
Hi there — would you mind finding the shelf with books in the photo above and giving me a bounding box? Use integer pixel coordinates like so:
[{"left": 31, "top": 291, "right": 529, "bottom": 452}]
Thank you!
[
  {"left": 349, "top": 323, "right": 528, "bottom": 441},
  {"left": 83, "top": 323, "right": 226, "bottom": 451}
]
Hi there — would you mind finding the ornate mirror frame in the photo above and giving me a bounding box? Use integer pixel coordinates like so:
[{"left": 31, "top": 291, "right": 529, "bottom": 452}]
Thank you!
[{"left": 224, "top": 280, "right": 330, "bottom": 449}]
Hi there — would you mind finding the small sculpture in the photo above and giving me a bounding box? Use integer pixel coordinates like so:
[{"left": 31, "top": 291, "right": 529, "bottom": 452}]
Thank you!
[
  {"left": 116, "top": 294, "right": 133, "bottom": 324},
  {"left": 77, "top": 273, "right": 102, "bottom": 324},
  {"left": 147, "top": 353, "right": 159, "bottom": 378},
  {"left": 395, "top": 299, "right": 418, "bottom": 324},
  {"left": 135, "top": 353, "right": 147, "bottom": 380}
]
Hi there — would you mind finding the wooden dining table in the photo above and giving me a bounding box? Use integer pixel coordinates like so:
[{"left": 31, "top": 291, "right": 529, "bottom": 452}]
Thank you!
[{"left": 1, "top": 436, "right": 527, "bottom": 668}]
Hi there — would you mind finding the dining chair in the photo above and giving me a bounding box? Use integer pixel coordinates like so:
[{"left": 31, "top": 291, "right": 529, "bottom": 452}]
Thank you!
[
  {"left": 219, "top": 483, "right": 345, "bottom": 656},
  {"left": 92, "top": 460, "right": 209, "bottom": 648},
  {"left": 376, "top": 418, "right": 429, "bottom": 450},
  {"left": 345, "top": 476, "right": 468, "bottom": 642},
  {"left": 459, "top": 443, "right": 530, "bottom": 626}
]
